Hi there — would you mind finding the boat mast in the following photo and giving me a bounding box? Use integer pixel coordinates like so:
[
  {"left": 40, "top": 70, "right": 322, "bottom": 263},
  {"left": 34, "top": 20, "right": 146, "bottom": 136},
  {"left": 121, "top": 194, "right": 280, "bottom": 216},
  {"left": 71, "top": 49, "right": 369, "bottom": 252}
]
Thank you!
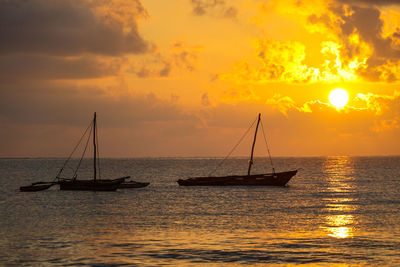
[
  {"left": 93, "top": 112, "right": 97, "bottom": 182},
  {"left": 247, "top": 113, "right": 261, "bottom": 176}
]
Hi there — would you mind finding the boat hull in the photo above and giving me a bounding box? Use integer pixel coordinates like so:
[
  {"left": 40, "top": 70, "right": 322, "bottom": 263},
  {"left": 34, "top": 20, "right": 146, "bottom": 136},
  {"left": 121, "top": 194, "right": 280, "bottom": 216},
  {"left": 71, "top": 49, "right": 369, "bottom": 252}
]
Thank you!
[
  {"left": 59, "top": 178, "right": 125, "bottom": 191},
  {"left": 177, "top": 170, "right": 297, "bottom": 187},
  {"left": 119, "top": 181, "right": 150, "bottom": 189},
  {"left": 20, "top": 183, "right": 54, "bottom": 192}
]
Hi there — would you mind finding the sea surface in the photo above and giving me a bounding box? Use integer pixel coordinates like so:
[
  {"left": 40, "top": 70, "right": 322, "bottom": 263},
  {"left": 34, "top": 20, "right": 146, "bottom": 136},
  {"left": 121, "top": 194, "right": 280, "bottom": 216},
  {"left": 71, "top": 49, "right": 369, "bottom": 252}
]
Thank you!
[{"left": 1, "top": 156, "right": 400, "bottom": 266}]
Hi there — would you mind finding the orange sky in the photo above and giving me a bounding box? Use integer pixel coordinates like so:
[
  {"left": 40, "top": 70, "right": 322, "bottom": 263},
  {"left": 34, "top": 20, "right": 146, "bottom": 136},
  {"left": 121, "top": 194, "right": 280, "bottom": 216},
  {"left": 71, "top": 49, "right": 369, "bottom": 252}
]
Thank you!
[{"left": 1, "top": 0, "right": 400, "bottom": 157}]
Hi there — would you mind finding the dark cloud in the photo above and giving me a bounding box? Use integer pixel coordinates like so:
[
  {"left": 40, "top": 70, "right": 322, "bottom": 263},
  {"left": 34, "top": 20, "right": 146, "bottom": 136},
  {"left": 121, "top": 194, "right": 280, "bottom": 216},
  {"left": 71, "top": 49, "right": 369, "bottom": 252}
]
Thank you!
[
  {"left": 191, "top": 0, "right": 237, "bottom": 18},
  {"left": 336, "top": 0, "right": 400, "bottom": 5},
  {"left": 309, "top": 3, "right": 400, "bottom": 81},
  {"left": 0, "top": 54, "right": 120, "bottom": 81},
  {"left": 201, "top": 93, "right": 210, "bottom": 106},
  {"left": 0, "top": 83, "right": 191, "bottom": 127},
  {"left": 136, "top": 67, "right": 151, "bottom": 78},
  {"left": 172, "top": 42, "right": 198, "bottom": 71},
  {"left": 337, "top": 5, "right": 400, "bottom": 80},
  {"left": 159, "top": 62, "right": 172, "bottom": 77},
  {"left": 0, "top": 0, "right": 150, "bottom": 56},
  {"left": 0, "top": 83, "right": 205, "bottom": 157},
  {"left": 130, "top": 58, "right": 171, "bottom": 78},
  {"left": 338, "top": 6, "right": 391, "bottom": 56},
  {"left": 131, "top": 42, "right": 198, "bottom": 78}
]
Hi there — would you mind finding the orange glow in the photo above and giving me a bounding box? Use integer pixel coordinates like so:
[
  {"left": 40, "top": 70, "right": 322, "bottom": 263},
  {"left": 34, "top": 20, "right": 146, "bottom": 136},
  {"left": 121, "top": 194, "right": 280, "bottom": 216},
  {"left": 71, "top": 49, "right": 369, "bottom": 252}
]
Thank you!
[
  {"left": 325, "top": 215, "right": 354, "bottom": 238},
  {"left": 1, "top": 0, "right": 400, "bottom": 157},
  {"left": 321, "top": 157, "right": 356, "bottom": 239}
]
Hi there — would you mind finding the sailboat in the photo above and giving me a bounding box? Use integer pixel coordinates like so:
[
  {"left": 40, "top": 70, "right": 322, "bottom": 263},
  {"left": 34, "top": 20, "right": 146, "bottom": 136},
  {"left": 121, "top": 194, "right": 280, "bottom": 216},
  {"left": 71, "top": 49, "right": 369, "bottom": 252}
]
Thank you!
[
  {"left": 57, "top": 112, "right": 127, "bottom": 191},
  {"left": 177, "top": 113, "right": 297, "bottom": 186}
]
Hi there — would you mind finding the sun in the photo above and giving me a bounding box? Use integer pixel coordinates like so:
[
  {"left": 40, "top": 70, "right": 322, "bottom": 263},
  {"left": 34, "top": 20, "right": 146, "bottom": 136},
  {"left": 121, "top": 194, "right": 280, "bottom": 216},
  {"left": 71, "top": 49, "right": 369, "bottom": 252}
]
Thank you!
[{"left": 329, "top": 88, "right": 349, "bottom": 109}]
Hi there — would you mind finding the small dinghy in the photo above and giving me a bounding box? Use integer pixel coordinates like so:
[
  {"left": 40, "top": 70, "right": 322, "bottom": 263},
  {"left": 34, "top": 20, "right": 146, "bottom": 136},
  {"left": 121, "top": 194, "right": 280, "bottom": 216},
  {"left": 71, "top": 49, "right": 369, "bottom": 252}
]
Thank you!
[
  {"left": 20, "top": 182, "right": 55, "bottom": 192},
  {"left": 119, "top": 180, "right": 150, "bottom": 189}
]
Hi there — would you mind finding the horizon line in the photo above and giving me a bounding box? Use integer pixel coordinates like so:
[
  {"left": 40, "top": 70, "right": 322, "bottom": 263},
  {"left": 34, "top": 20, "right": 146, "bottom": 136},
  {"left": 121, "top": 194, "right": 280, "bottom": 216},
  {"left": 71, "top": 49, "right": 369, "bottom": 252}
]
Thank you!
[{"left": 1, "top": 154, "right": 400, "bottom": 160}]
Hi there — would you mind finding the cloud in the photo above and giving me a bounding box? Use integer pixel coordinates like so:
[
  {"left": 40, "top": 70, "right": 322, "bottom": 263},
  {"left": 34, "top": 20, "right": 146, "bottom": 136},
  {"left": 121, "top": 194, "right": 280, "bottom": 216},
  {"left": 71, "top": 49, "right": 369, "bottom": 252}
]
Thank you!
[
  {"left": 334, "top": 5, "right": 400, "bottom": 79},
  {"left": 220, "top": 39, "right": 309, "bottom": 83},
  {"left": 266, "top": 91, "right": 400, "bottom": 134},
  {"left": 201, "top": 93, "right": 210, "bottom": 106},
  {"left": 1, "top": 81, "right": 400, "bottom": 157},
  {"left": 191, "top": 0, "right": 237, "bottom": 19},
  {"left": 266, "top": 94, "right": 298, "bottom": 116},
  {"left": 308, "top": 3, "right": 400, "bottom": 82},
  {"left": 197, "top": 95, "right": 400, "bottom": 156},
  {"left": 171, "top": 42, "right": 199, "bottom": 72},
  {"left": 0, "top": 1, "right": 199, "bottom": 83},
  {"left": 0, "top": 83, "right": 192, "bottom": 127},
  {"left": 0, "top": 0, "right": 154, "bottom": 82},
  {"left": 336, "top": 0, "right": 400, "bottom": 6},
  {"left": 0, "top": 83, "right": 270, "bottom": 157},
  {"left": 220, "top": 38, "right": 359, "bottom": 84},
  {"left": 223, "top": 0, "right": 400, "bottom": 84},
  {"left": 0, "top": 0, "right": 150, "bottom": 56},
  {"left": 130, "top": 42, "right": 200, "bottom": 78},
  {"left": 0, "top": 85, "right": 201, "bottom": 157},
  {"left": 354, "top": 91, "right": 400, "bottom": 118},
  {"left": 0, "top": 54, "right": 121, "bottom": 81}
]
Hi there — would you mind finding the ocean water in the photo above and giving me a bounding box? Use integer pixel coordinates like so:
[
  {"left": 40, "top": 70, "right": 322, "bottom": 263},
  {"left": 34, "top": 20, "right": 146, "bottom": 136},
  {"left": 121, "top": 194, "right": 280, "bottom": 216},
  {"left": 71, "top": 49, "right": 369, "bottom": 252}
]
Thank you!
[{"left": 1, "top": 156, "right": 400, "bottom": 266}]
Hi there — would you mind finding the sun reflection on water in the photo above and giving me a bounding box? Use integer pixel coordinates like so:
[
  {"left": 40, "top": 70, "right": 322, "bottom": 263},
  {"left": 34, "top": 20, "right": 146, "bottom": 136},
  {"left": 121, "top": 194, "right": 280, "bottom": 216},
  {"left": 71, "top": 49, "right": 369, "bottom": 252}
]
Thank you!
[
  {"left": 325, "top": 214, "right": 354, "bottom": 238},
  {"left": 321, "top": 156, "right": 357, "bottom": 239}
]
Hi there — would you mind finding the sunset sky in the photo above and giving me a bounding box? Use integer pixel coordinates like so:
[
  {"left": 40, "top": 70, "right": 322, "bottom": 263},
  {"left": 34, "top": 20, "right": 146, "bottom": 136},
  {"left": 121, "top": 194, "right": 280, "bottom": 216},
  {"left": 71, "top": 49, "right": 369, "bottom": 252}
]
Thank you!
[{"left": 1, "top": 0, "right": 400, "bottom": 157}]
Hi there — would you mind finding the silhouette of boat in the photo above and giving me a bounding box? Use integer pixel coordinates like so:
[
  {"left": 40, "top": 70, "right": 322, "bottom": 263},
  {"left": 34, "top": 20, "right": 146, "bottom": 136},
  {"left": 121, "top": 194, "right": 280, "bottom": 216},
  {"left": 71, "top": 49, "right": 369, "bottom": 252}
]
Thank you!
[
  {"left": 20, "top": 182, "right": 56, "bottom": 192},
  {"left": 177, "top": 113, "right": 297, "bottom": 186},
  {"left": 119, "top": 180, "right": 150, "bottom": 189},
  {"left": 57, "top": 112, "right": 126, "bottom": 191},
  {"left": 58, "top": 178, "right": 125, "bottom": 191},
  {"left": 20, "top": 113, "right": 126, "bottom": 192}
]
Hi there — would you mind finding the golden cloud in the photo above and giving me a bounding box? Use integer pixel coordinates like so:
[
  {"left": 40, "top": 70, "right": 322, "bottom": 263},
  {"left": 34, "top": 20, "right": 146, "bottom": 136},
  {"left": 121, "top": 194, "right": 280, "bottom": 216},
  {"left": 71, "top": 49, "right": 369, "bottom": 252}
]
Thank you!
[
  {"left": 309, "top": 3, "right": 400, "bottom": 82},
  {"left": 224, "top": 0, "right": 400, "bottom": 84},
  {"left": 266, "top": 90, "right": 400, "bottom": 133},
  {"left": 266, "top": 94, "right": 298, "bottom": 116},
  {"left": 354, "top": 91, "right": 400, "bottom": 115},
  {"left": 220, "top": 38, "right": 365, "bottom": 84}
]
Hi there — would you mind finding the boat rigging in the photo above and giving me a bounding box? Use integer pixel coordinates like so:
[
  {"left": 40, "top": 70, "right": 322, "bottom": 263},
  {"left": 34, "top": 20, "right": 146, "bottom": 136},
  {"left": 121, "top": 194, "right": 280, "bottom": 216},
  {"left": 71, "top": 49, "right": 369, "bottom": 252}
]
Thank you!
[{"left": 177, "top": 113, "right": 297, "bottom": 186}]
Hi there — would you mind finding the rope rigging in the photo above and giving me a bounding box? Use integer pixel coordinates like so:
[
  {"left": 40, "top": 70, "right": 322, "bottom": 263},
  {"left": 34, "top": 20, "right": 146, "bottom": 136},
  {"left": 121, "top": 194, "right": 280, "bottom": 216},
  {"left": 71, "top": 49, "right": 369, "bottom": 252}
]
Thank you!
[
  {"left": 260, "top": 120, "right": 275, "bottom": 174},
  {"left": 208, "top": 114, "right": 276, "bottom": 176},
  {"left": 72, "top": 121, "right": 93, "bottom": 180},
  {"left": 208, "top": 117, "right": 258, "bottom": 176},
  {"left": 55, "top": 120, "right": 93, "bottom": 180},
  {"left": 95, "top": 118, "right": 101, "bottom": 180},
  {"left": 55, "top": 114, "right": 102, "bottom": 181}
]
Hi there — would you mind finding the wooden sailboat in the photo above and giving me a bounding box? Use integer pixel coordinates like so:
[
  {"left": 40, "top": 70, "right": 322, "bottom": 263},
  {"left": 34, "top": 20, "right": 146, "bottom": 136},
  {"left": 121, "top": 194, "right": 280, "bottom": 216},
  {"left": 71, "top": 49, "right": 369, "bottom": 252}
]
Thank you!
[
  {"left": 57, "top": 112, "right": 126, "bottom": 191},
  {"left": 177, "top": 113, "right": 297, "bottom": 186}
]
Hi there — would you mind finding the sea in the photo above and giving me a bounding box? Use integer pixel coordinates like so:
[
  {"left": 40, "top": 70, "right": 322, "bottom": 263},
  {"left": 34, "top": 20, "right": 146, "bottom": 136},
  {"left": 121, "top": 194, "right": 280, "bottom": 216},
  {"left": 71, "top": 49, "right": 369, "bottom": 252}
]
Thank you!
[{"left": 1, "top": 156, "right": 400, "bottom": 266}]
